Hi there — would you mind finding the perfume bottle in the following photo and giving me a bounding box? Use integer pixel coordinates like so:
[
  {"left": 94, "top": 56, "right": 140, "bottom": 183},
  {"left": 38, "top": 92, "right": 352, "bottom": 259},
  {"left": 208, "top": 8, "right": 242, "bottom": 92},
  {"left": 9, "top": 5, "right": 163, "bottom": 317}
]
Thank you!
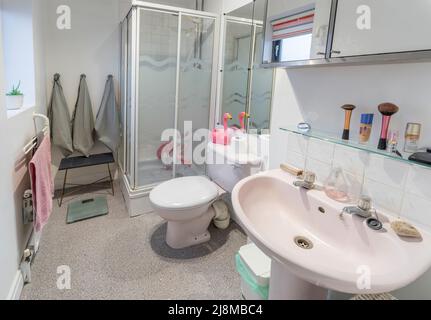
[
  {"left": 324, "top": 167, "right": 350, "bottom": 203},
  {"left": 387, "top": 131, "right": 403, "bottom": 158},
  {"left": 404, "top": 123, "right": 421, "bottom": 153}
]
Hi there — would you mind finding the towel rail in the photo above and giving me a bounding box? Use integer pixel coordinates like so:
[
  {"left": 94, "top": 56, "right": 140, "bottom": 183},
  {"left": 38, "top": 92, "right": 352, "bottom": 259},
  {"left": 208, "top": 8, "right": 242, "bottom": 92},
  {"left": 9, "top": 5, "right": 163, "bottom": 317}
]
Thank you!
[{"left": 23, "top": 113, "right": 50, "bottom": 155}]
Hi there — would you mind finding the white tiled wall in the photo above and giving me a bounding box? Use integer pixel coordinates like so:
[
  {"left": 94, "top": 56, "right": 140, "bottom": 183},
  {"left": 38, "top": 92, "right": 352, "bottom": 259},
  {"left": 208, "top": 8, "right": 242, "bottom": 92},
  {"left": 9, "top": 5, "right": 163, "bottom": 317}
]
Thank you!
[{"left": 283, "top": 132, "right": 431, "bottom": 230}]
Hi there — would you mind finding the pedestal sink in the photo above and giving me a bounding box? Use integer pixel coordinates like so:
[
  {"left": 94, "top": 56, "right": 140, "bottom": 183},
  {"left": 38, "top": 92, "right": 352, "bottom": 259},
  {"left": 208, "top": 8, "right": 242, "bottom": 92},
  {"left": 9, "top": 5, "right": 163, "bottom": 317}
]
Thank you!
[{"left": 232, "top": 169, "right": 431, "bottom": 300}]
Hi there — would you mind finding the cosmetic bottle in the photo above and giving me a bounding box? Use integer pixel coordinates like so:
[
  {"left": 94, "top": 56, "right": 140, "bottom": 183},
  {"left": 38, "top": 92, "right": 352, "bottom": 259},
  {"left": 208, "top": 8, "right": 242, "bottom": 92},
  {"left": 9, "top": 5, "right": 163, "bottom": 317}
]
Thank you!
[
  {"left": 359, "top": 114, "right": 374, "bottom": 144},
  {"left": 388, "top": 131, "right": 403, "bottom": 158},
  {"left": 404, "top": 123, "right": 421, "bottom": 153}
]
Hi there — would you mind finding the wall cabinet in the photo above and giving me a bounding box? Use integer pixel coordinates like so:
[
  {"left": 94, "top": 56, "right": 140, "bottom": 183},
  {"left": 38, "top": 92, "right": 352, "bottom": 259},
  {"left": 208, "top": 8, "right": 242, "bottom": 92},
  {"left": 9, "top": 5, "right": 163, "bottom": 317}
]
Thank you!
[
  {"left": 262, "top": 0, "right": 431, "bottom": 67},
  {"left": 332, "top": 0, "right": 431, "bottom": 57}
]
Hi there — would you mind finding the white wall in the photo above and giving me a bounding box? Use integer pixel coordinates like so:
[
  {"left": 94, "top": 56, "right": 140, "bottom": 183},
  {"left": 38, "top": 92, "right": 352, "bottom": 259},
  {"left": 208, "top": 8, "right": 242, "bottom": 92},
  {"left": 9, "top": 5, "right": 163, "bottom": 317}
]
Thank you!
[
  {"left": 269, "top": 62, "right": 431, "bottom": 299},
  {"left": 32, "top": 0, "right": 47, "bottom": 111},
  {"left": 42, "top": 0, "right": 120, "bottom": 116},
  {"left": 0, "top": 0, "right": 47, "bottom": 299},
  {"left": 40, "top": 0, "right": 121, "bottom": 188}
]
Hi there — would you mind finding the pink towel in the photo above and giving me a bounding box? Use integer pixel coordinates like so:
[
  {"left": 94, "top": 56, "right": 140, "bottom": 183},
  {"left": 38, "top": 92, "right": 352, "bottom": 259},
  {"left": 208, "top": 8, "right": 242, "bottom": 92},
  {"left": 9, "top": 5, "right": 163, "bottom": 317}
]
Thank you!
[{"left": 29, "top": 135, "right": 54, "bottom": 232}]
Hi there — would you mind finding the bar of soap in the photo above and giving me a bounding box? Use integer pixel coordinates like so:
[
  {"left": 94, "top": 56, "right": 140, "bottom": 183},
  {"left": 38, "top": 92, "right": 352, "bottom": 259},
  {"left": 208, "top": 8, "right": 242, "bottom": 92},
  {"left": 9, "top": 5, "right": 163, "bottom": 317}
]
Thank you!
[{"left": 391, "top": 221, "right": 422, "bottom": 239}]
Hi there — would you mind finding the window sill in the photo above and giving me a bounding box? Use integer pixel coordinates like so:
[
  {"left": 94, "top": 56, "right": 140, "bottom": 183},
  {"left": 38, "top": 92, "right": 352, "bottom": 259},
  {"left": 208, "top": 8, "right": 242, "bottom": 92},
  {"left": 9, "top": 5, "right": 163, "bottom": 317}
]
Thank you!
[{"left": 7, "top": 104, "right": 35, "bottom": 119}]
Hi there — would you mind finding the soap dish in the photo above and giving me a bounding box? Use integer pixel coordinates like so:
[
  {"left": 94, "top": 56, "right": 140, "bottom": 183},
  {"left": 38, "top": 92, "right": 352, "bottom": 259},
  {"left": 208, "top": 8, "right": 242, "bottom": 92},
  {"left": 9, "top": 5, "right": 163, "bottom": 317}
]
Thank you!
[{"left": 391, "top": 221, "right": 422, "bottom": 239}]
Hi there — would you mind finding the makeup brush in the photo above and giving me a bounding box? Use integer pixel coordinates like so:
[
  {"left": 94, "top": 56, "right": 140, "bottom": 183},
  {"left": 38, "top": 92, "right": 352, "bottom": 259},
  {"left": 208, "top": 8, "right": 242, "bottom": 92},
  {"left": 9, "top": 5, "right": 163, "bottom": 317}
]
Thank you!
[
  {"left": 378, "top": 103, "right": 399, "bottom": 150},
  {"left": 341, "top": 104, "right": 356, "bottom": 140}
]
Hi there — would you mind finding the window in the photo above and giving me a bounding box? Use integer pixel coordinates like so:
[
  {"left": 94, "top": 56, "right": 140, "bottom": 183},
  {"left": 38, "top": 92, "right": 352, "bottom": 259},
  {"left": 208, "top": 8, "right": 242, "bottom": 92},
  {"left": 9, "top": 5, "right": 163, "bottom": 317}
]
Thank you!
[{"left": 1, "top": 0, "right": 36, "bottom": 114}]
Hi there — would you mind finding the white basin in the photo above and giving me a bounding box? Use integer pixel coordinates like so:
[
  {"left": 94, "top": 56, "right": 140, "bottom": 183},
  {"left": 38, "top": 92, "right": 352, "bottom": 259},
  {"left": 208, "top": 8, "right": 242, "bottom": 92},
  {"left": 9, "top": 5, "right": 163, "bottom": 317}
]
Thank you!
[{"left": 232, "top": 169, "right": 431, "bottom": 299}]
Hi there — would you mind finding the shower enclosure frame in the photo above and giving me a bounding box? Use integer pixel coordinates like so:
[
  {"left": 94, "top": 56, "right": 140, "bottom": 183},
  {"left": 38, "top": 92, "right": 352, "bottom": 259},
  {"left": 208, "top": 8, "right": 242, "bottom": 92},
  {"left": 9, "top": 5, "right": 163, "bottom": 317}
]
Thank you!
[
  {"left": 120, "top": 2, "right": 219, "bottom": 216},
  {"left": 216, "top": 15, "right": 274, "bottom": 132}
]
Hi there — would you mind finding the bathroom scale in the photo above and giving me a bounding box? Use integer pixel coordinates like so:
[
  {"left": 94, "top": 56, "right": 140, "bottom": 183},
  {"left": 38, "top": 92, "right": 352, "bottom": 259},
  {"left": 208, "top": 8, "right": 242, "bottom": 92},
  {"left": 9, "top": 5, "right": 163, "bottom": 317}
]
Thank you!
[{"left": 66, "top": 197, "right": 109, "bottom": 224}]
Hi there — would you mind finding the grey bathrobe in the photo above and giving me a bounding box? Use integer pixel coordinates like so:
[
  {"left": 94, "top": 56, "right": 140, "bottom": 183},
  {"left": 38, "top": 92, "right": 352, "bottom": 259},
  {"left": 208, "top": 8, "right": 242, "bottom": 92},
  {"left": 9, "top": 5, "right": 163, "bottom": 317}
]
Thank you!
[
  {"left": 95, "top": 75, "right": 121, "bottom": 152},
  {"left": 72, "top": 74, "right": 95, "bottom": 157},
  {"left": 47, "top": 74, "right": 74, "bottom": 156}
]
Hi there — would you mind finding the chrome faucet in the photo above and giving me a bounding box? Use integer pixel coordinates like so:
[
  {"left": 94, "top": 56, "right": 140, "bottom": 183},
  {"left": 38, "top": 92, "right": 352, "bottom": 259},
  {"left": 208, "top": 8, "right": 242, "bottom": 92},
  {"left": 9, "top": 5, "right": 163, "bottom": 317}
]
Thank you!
[
  {"left": 341, "top": 196, "right": 373, "bottom": 219},
  {"left": 340, "top": 196, "right": 383, "bottom": 230},
  {"left": 293, "top": 171, "right": 316, "bottom": 190}
]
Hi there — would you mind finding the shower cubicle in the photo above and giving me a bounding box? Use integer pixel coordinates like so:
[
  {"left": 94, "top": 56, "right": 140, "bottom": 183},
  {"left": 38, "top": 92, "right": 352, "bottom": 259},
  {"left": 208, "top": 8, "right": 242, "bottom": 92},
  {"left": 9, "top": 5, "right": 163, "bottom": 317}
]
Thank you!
[{"left": 119, "top": 2, "right": 218, "bottom": 216}]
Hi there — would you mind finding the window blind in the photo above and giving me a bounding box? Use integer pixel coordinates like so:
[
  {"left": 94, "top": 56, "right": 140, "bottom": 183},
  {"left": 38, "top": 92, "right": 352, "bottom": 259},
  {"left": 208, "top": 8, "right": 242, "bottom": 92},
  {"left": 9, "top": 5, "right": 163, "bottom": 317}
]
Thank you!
[{"left": 271, "top": 9, "right": 315, "bottom": 40}]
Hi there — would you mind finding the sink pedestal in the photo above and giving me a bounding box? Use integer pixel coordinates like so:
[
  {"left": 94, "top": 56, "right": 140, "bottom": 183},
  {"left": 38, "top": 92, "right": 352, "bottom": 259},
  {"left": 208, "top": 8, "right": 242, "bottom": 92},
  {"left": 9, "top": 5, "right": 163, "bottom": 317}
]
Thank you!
[{"left": 269, "top": 260, "right": 328, "bottom": 300}]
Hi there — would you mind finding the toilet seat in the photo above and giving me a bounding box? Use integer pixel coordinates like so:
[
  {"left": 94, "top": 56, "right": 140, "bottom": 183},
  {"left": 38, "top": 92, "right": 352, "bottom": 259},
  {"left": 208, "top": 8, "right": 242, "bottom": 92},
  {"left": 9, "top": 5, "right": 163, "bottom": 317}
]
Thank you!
[{"left": 150, "top": 176, "right": 219, "bottom": 211}]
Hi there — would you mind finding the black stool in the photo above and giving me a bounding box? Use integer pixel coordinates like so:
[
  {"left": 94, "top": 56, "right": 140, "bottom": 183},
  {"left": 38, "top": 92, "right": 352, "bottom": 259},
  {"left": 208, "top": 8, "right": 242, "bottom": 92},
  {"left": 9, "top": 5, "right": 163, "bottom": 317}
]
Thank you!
[{"left": 58, "top": 152, "right": 115, "bottom": 207}]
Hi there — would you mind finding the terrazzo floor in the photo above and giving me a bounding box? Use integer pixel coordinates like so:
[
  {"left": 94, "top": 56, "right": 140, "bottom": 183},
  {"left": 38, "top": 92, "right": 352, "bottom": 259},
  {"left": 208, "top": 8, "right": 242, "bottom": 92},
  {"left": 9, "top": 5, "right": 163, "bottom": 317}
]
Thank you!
[{"left": 21, "top": 182, "right": 247, "bottom": 300}]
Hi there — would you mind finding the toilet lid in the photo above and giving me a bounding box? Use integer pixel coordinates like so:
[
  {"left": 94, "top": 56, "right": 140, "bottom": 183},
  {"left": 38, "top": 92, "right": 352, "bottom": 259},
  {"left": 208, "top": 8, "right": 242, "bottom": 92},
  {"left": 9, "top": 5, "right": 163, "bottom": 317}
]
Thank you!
[{"left": 150, "top": 176, "right": 219, "bottom": 210}]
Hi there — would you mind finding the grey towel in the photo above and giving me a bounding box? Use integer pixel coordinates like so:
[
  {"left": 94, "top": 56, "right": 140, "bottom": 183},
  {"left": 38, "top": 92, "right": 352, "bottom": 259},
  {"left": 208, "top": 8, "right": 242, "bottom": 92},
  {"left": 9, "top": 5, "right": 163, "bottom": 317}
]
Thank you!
[
  {"left": 95, "top": 75, "right": 120, "bottom": 152},
  {"left": 47, "top": 74, "right": 74, "bottom": 156},
  {"left": 72, "top": 74, "right": 95, "bottom": 157}
]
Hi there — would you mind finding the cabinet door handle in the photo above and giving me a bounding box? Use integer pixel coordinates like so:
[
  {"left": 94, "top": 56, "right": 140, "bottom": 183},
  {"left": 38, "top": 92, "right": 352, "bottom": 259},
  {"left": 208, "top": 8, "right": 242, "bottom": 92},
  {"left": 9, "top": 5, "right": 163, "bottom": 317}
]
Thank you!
[
  {"left": 331, "top": 50, "right": 341, "bottom": 55},
  {"left": 316, "top": 52, "right": 326, "bottom": 56}
]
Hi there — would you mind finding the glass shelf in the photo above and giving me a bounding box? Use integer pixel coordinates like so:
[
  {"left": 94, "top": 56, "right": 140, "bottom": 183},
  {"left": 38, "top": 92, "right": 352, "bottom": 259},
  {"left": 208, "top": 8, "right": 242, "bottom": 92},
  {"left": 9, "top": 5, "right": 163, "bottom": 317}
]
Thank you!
[{"left": 280, "top": 125, "right": 431, "bottom": 169}]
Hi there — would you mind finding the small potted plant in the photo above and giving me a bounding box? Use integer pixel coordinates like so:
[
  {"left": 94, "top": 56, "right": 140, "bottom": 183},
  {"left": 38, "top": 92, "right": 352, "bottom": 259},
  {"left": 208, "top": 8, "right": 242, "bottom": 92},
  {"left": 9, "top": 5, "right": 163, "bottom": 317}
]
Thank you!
[{"left": 6, "top": 81, "right": 24, "bottom": 110}]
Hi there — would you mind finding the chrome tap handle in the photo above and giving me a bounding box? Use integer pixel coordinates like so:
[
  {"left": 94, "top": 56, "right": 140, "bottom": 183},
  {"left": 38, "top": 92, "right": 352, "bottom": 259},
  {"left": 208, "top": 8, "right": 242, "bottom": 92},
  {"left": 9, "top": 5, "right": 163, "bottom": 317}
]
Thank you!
[
  {"left": 303, "top": 171, "right": 316, "bottom": 185},
  {"left": 358, "top": 196, "right": 372, "bottom": 212},
  {"left": 293, "top": 171, "right": 316, "bottom": 190}
]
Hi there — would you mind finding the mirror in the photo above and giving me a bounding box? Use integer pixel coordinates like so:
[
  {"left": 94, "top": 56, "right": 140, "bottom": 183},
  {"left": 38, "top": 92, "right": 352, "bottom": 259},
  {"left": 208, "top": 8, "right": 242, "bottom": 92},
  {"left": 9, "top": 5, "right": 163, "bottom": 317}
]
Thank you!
[
  {"left": 220, "top": 0, "right": 274, "bottom": 133},
  {"left": 263, "top": 0, "right": 333, "bottom": 63},
  {"left": 221, "top": 5, "right": 254, "bottom": 130},
  {"left": 249, "top": 0, "right": 274, "bottom": 132}
]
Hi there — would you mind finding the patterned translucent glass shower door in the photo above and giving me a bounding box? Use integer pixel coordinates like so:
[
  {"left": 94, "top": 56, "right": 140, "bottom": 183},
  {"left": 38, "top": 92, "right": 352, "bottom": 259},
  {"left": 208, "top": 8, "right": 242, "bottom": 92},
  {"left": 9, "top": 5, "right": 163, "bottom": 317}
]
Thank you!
[
  {"left": 175, "top": 15, "right": 215, "bottom": 177},
  {"left": 137, "top": 9, "right": 178, "bottom": 187}
]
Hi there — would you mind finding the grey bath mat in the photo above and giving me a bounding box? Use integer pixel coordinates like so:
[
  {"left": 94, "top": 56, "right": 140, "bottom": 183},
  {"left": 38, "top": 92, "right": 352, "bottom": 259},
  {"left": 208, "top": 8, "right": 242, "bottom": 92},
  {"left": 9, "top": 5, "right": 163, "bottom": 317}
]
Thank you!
[{"left": 66, "top": 197, "right": 109, "bottom": 224}]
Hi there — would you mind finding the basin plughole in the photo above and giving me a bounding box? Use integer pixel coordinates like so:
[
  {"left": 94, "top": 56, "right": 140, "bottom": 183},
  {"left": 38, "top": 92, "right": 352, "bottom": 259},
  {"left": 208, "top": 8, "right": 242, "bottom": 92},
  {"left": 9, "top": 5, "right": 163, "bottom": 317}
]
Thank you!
[{"left": 232, "top": 169, "right": 431, "bottom": 300}]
